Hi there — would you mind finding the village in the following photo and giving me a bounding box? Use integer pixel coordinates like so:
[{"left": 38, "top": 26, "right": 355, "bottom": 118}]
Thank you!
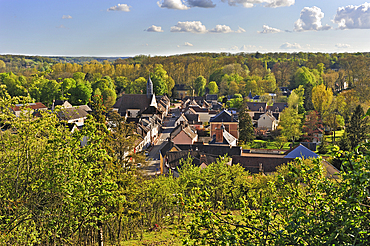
[{"left": 9, "top": 75, "right": 341, "bottom": 180}]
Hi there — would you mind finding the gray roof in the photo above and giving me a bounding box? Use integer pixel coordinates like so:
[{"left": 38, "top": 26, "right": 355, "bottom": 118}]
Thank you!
[
  {"left": 57, "top": 107, "right": 88, "bottom": 121},
  {"left": 246, "top": 102, "right": 267, "bottom": 112},
  {"left": 210, "top": 110, "right": 237, "bottom": 122},
  {"left": 113, "top": 94, "right": 151, "bottom": 116},
  {"left": 271, "top": 103, "right": 288, "bottom": 112}
]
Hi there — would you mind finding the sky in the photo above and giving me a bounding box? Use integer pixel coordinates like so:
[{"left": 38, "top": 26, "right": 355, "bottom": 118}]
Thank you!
[{"left": 1, "top": 0, "right": 370, "bottom": 57}]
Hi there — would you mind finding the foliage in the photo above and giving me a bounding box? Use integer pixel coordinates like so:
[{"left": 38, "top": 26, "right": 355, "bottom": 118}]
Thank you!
[
  {"left": 238, "top": 102, "right": 255, "bottom": 145},
  {"left": 341, "top": 105, "right": 370, "bottom": 151},
  {"left": 185, "top": 146, "right": 370, "bottom": 245},
  {"left": 207, "top": 81, "right": 218, "bottom": 94},
  {"left": 194, "top": 75, "right": 206, "bottom": 96},
  {"left": 278, "top": 106, "right": 302, "bottom": 143}
]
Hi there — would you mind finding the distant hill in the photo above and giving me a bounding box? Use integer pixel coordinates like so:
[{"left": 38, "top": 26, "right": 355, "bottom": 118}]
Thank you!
[{"left": 48, "top": 56, "right": 130, "bottom": 64}]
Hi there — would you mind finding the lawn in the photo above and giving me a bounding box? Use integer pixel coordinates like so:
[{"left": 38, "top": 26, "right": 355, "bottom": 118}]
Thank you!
[{"left": 325, "top": 130, "right": 344, "bottom": 143}]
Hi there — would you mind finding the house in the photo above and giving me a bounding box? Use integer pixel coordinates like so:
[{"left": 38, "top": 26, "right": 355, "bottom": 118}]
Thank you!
[
  {"left": 173, "top": 84, "right": 190, "bottom": 99},
  {"left": 246, "top": 102, "right": 267, "bottom": 112},
  {"left": 257, "top": 112, "right": 279, "bottom": 131},
  {"left": 51, "top": 100, "right": 72, "bottom": 110},
  {"left": 210, "top": 110, "right": 239, "bottom": 139},
  {"left": 269, "top": 102, "right": 288, "bottom": 113},
  {"left": 233, "top": 144, "right": 339, "bottom": 177},
  {"left": 11, "top": 102, "right": 48, "bottom": 117},
  {"left": 232, "top": 155, "right": 295, "bottom": 175},
  {"left": 170, "top": 123, "right": 198, "bottom": 145},
  {"left": 162, "top": 141, "right": 242, "bottom": 172},
  {"left": 209, "top": 124, "right": 238, "bottom": 147},
  {"left": 206, "top": 94, "right": 218, "bottom": 104},
  {"left": 136, "top": 115, "right": 161, "bottom": 151},
  {"left": 113, "top": 77, "right": 169, "bottom": 119},
  {"left": 57, "top": 106, "right": 89, "bottom": 124}
]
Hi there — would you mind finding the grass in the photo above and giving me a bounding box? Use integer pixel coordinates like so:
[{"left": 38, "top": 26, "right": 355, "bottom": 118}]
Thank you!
[
  {"left": 119, "top": 224, "right": 184, "bottom": 246},
  {"left": 325, "top": 130, "right": 344, "bottom": 143}
]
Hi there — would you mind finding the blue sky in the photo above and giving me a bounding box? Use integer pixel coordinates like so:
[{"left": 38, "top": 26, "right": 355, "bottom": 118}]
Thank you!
[{"left": 1, "top": 0, "right": 370, "bottom": 56}]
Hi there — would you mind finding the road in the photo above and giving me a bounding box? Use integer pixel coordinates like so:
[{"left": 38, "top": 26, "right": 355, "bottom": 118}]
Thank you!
[{"left": 143, "top": 124, "right": 174, "bottom": 176}]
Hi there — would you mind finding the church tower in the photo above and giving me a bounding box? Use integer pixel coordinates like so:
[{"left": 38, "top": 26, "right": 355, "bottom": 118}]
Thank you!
[{"left": 147, "top": 75, "right": 154, "bottom": 98}]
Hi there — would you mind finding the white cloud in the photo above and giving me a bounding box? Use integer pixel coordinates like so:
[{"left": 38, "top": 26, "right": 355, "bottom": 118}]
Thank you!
[
  {"left": 157, "top": 0, "right": 189, "bottom": 10},
  {"left": 235, "top": 27, "right": 246, "bottom": 33},
  {"left": 294, "top": 6, "right": 331, "bottom": 32},
  {"left": 145, "top": 25, "right": 164, "bottom": 32},
  {"left": 209, "top": 25, "right": 234, "bottom": 33},
  {"left": 62, "top": 15, "right": 72, "bottom": 19},
  {"left": 240, "top": 45, "right": 257, "bottom": 51},
  {"left": 230, "top": 45, "right": 239, "bottom": 50},
  {"left": 170, "top": 21, "right": 207, "bottom": 33},
  {"left": 107, "top": 3, "right": 131, "bottom": 12},
  {"left": 184, "top": 42, "right": 193, "bottom": 46},
  {"left": 187, "top": 0, "right": 216, "bottom": 8},
  {"left": 280, "top": 42, "right": 302, "bottom": 49},
  {"left": 221, "top": 0, "right": 294, "bottom": 8},
  {"left": 334, "top": 3, "right": 370, "bottom": 29},
  {"left": 56, "top": 25, "right": 66, "bottom": 29},
  {"left": 335, "top": 43, "right": 351, "bottom": 48},
  {"left": 258, "top": 25, "right": 281, "bottom": 34}
]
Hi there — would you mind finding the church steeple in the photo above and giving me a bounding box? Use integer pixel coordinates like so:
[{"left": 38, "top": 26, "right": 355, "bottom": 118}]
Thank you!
[{"left": 147, "top": 75, "right": 154, "bottom": 98}]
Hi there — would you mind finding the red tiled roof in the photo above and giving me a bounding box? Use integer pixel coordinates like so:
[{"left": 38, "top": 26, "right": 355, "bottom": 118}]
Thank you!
[{"left": 12, "top": 102, "right": 47, "bottom": 111}]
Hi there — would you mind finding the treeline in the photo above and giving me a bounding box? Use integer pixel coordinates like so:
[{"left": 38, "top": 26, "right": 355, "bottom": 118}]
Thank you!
[{"left": 0, "top": 52, "right": 369, "bottom": 111}]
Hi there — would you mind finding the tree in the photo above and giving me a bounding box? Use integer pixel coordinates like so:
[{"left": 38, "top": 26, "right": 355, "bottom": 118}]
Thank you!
[
  {"left": 341, "top": 105, "right": 370, "bottom": 151},
  {"left": 207, "top": 81, "right": 218, "bottom": 94},
  {"left": 312, "top": 83, "right": 333, "bottom": 114},
  {"left": 151, "top": 64, "right": 175, "bottom": 96},
  {"left": 101, "top": 88, "right": 117, "bottom": 108},
  {"left": 194, "top": 75, "right": 206, "bottom": 96},
  {"left": 185, "top": 143, "right": 370, "bottom": 245},
  {"left": 279, "top": 107, "right": 302, "bottom": 144},
  {"left": 69, "top": 81, "right": 92, "bottom": 105},
  {"left": 238, "top": 102, "right": 255, "bottom": 145}
]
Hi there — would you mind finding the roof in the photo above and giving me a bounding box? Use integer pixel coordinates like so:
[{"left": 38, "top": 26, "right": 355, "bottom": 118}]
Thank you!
[
  {"left": 76, "top": 105, "right": 92, "bottom": 112},
  {"left": 210, "top": 110, "right": 237, "bottom": 122},
  {"left": 206, "top": 94, "right": 218, "bottom": 101},
  {"left": 232, "top": 155, "right": 295, "bottom": 174},
  {"left": 271, "top": 103, "right": 288, "bottom": 112},
  {"left": 176, "top": 144, "right": 242, "bottom": 157},
  {"left": 170, "top": 123, "right": 197, "bottom": 140},
  {"left": 246, "top": 102, "right": 267, "bottom": 112},
  {"left": 159, "top": 140, "right": 182, "bottom": 156},
  {"left": 284, "top": 144, "right": 319, "bottom": 159},
  {"left": 184, "top": 114, "right": 200, "bottom": 123},
  {"left": 258, "top": 112, "right": 277, "bottom": 122},
  {"left": 12, "top": 102, "right": 47, "bottom": 111},
  {"left": 57, "top": 107, "right": 88, "bottom": 121},
  {"left": 209, "top": 128, "right": 238, "bottom": 146},
  {"left": 113, "top": 94, "right": 151, "bottom": 116}
]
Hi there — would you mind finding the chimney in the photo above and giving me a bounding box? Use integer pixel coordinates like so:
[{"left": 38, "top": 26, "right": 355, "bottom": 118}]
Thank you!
[{"left": 215, "top": 126, "right": 223, "bottom": 143}]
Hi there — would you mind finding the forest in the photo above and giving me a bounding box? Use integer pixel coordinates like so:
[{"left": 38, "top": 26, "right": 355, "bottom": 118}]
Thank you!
[{"left": 0, "top": 52, "right": 370, "bottom": 245}]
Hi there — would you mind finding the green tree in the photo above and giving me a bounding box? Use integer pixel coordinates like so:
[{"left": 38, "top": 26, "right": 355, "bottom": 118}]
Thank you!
[
  {"left": 238, "top": 102, "right": 255, "bottom": 145},
  {"left": 194, "top": 75, "right": 206, "bottom": 96},
  {"left": 69, "top": 81, "right": 92, "bottom": 105},
  {"left": 279, "top": 107, "right": 302, "bottom": 144},
  {"left": 341, "top": 105, "right": 370, "bottom": 150},
  {"left": 207, "top": 81, "right": 218, "bottom": 94},
  {"left": 101, "top": 88, "right": 117, "bottom": 108},
  {"left": 151, "top": 64, "right": 174, "bottom": 96}
]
